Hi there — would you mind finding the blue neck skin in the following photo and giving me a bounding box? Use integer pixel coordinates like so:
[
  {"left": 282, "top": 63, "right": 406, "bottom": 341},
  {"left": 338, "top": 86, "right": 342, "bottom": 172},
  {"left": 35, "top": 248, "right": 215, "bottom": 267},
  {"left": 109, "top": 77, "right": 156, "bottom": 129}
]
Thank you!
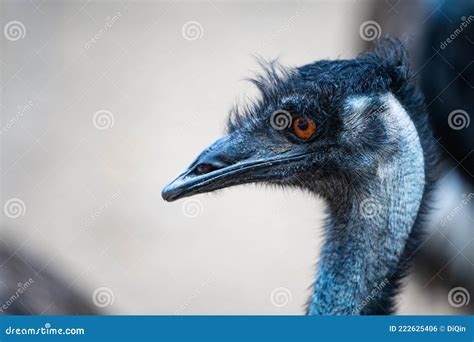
[{"left": 308, "top": 95, "right": 425, "bottom": 315}]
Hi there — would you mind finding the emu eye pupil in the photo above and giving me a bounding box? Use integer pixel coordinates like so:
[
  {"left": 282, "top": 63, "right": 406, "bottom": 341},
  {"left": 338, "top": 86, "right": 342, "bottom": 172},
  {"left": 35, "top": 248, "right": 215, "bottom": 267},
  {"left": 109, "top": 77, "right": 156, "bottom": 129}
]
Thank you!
[
  {"left": 292, "top": 116, "right": 316, "bottom": 139},
  {"left": 297, "top": 118, "right": 309, "bottom": 131}
]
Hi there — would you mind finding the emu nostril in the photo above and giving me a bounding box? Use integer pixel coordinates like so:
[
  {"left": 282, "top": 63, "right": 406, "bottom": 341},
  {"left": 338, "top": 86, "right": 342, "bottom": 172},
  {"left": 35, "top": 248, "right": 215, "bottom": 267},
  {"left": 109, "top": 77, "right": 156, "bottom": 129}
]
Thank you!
[{"left": 195, "top": 163, "right": 219, "bottom": 175}]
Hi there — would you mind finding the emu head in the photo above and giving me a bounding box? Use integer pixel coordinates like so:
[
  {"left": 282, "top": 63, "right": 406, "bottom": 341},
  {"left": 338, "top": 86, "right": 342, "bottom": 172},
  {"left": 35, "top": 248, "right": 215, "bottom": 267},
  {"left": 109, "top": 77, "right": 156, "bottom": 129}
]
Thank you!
[{"left": 162, "top": 39, "right": 415, "bottom": 203}]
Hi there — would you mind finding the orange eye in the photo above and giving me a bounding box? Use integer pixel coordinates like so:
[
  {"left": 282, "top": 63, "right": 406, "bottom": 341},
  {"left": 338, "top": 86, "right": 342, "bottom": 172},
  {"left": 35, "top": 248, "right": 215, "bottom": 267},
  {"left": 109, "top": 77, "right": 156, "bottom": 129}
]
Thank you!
[{"left": 292, "top": 116, "right": 316, "bottom": 139}]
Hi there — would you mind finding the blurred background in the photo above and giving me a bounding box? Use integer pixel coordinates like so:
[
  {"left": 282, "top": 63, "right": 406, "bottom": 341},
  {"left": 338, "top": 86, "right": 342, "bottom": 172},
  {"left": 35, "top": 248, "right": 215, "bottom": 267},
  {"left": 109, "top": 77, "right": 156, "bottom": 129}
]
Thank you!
[{"left": 0, "top": 0, "right": 472, "bottom": 315}]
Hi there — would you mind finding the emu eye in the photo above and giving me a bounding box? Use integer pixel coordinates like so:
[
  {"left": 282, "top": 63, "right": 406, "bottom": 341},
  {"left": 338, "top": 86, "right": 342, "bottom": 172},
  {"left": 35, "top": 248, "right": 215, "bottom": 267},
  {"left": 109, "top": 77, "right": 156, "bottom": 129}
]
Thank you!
[{"left": 292, "top": 116, "right": 316, "bottom": 139}]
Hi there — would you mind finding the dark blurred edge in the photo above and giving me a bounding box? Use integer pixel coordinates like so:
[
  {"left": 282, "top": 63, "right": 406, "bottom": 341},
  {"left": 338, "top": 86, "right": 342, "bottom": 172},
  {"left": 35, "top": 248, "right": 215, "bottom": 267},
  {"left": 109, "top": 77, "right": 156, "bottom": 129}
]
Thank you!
[
  {"left": 0, "top": 238, "right": 98, "bottom": 315},
  {"left": 370, "top": 0, "right": 474, "bottom": 313}
]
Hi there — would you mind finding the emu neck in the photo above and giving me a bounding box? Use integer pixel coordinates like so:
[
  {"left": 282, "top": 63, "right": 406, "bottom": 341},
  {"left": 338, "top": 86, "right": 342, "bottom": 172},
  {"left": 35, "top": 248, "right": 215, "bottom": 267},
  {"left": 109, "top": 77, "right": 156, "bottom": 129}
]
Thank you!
[{"left": 308, "top": 95, "right": 425, "bottom": 315}]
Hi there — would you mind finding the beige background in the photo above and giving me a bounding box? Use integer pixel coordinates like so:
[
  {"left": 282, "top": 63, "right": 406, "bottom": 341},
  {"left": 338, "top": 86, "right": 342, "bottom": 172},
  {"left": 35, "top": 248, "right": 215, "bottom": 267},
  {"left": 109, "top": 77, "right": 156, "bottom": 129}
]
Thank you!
[{"left": 1, "top": 0, "right": 459, "bottom": 314}]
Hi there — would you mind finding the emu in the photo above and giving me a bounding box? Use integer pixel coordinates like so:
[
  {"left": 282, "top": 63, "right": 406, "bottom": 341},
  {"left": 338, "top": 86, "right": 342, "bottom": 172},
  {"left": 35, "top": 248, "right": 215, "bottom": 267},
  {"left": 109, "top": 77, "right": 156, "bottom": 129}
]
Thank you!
[{"left": 162, "top": 38, "right": 437, "bottom": 315}]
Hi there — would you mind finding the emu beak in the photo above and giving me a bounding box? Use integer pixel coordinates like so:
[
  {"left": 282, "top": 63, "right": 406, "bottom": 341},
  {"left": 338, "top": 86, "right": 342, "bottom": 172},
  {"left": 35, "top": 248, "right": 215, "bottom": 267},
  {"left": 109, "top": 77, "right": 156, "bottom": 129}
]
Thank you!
[{"left": 161, "top": 135, "right": 305, "bottom": 202}]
